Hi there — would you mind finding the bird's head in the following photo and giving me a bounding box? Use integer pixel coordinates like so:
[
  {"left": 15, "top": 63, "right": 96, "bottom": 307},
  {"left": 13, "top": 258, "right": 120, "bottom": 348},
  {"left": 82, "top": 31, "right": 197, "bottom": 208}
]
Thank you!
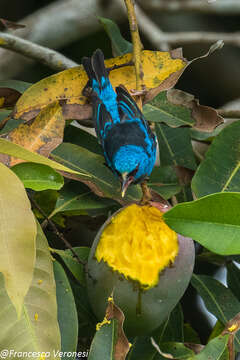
[
  {"left": 120, "top": 167, "right": 139, "bottom": 197},
  {"left": 113, "top": 146, "right": 142, "bottom": 197}
]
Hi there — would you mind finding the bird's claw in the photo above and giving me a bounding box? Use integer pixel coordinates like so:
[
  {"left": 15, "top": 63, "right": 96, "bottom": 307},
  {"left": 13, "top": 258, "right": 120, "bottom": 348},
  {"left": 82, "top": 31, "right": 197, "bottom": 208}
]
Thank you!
[
  {"left": 130, "top": 87, "right": 147, "bottom": 97},
  {"left": 140, "top": 181, "right": 152, "bottom": 205}
]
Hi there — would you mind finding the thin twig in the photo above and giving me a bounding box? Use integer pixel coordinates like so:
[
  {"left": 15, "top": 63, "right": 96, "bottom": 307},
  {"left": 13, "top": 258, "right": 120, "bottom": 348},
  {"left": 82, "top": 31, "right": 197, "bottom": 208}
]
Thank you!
[
  {"left": 217, "top": 109, "right": 240, "bottom": 118},
  {"left": 0, "top": 0, "right": 126, "bottom": 79},
  {"left": 135, "top": 31, "right": 240, "bottom": 47},
  {"left": 30, "top": 195, "right": 85, "bottom": 266},
  {"left": 116, "top": 0, "right": 169, "bottom": 51},
  {"left": 2, "top": 30, "right": 239, "bottom": 74},
  {"left": 137, "top": 0, "right": 240, "bottom": 15},
  {"left": 124, "top": 0, "right": 153, "bottom": 203},
  {"left": 124, "top": 0, "right": 144, "bottom": 91},
  {"left": 0, "top": 31, "right": 77, "bottom": 71}
]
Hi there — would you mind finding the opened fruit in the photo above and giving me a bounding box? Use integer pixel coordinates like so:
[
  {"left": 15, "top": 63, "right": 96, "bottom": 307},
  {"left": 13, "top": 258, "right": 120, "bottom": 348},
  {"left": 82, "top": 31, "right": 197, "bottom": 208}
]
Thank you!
[{"left": 87, "top": 204, "right": 195, "bottom": 336}]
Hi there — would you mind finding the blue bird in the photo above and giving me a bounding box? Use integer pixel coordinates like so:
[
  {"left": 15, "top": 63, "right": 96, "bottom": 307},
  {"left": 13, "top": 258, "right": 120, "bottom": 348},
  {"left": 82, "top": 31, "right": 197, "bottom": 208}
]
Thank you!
[{"left": 82, "top": 49, "right": 157, "bottom": 198}]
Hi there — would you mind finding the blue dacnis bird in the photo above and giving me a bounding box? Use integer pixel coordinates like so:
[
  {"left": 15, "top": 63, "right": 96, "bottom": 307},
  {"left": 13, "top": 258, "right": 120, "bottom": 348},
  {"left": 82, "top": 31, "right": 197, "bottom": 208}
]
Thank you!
[{"left": 82, "top": 49, "right": 157, "bottom": 197}]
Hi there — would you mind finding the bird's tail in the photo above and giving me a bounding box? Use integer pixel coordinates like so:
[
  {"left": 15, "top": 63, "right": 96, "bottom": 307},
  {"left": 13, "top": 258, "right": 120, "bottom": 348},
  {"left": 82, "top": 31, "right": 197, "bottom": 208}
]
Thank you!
[{"left": 82, "top": 49, "right": 108, "bottom": 90}]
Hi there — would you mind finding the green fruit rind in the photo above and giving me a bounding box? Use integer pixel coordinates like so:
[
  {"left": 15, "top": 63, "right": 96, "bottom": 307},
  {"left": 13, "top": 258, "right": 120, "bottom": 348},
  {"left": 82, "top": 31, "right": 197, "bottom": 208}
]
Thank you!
[{"left": 87, "top": 212, "right": 195, "bottom": 336}]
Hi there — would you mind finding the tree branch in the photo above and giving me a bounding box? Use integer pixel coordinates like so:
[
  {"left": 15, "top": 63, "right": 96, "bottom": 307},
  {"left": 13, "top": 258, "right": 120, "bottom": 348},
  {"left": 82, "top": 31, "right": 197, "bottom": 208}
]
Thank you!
[
  {"left": 116, "top": 0, "right": 170, "bottom": 51},
  {"left": 124, "top": 0, "right": 143, "bottom": 91},
  {"left": 137, "top": 0, "right": 240, "bottom": 15},
  {"left": 217, "top": 109, "right": 240, "bottom": 119},
  {"left": 0, "top": 32, "right": 78, "bottom": 71},
  {"left": 0, "top": 0, "right": 126, "bottom": 79},
  {"left": 30, "top": 194, "right": 85, "bottom": 266},
  {"left": 140, "top": 31, "right": 240, "bottom": 47}
]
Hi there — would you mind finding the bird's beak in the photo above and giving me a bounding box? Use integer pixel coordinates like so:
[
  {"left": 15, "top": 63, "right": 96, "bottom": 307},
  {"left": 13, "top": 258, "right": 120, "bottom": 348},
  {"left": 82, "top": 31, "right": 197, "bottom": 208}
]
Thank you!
[{"left": 121, "top": 172, "right": 131, "bottom": 198}]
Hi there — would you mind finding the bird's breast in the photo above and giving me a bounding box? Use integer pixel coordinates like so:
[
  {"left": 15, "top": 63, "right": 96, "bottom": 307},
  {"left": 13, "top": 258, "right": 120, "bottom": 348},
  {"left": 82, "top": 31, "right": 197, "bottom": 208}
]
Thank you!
[{"left": 103, "top": 121, "right": 150, "bottom": 161}]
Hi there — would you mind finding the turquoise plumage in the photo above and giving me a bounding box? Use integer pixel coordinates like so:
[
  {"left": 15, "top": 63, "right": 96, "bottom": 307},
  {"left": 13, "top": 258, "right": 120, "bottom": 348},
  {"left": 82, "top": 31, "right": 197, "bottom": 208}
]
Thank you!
[{"left": 82, "top": 49, "right": 156, "bottom": 196}]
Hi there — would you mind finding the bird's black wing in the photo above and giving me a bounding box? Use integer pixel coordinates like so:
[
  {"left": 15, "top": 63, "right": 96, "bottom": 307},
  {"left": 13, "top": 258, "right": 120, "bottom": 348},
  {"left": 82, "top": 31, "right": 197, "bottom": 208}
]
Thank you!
[
  {"left": 92, "top": 94, "right": 113, "bottom": 145},
  {"left": 116, "top": 86, "right": 155, "bottom": 142},
  {"left": 82, "top": 50, "right": 114, "bottom": 143}
]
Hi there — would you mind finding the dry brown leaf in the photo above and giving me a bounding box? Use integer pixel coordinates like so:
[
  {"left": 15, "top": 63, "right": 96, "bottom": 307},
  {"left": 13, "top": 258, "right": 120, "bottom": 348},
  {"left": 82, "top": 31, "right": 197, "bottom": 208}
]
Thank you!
[
  {"left": 167, "top": 89, "right": 223, "bottom": 132},
  {"left": 184, "top": 343, "right": 205, "bottom": 354},
  {"left": 149, "top": 189, "right": 172, "bottom": 212},
  {"left": 5, "top": 101, "right": 65, "bottom": 166},
  {"left": 221, "top": 312, "right": 240, "bottom": 360},
  {"left": 0, "top": 18, "right": 25, "bottom": 30},
  {"left": 174, "top": 166, "right": 195, "bottom": 186},
  {"left": 105, "top": 298, "right": 130, "bottom": 360},
  {"left": 151, "top": 337, "right": 174, "bottom": 359}
]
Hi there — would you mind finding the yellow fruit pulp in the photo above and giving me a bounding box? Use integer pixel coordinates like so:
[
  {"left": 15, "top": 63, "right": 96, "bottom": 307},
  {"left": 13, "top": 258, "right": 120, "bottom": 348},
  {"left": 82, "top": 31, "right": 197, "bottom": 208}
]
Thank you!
[{"left": 95, "top": 204, "right": 178, "bottom": 288}]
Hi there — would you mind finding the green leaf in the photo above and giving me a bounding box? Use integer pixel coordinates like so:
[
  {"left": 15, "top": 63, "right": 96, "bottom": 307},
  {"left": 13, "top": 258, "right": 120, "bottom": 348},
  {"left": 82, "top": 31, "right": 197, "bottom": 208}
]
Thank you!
[
  {"left": 227, "top": 262, "right": 240, "bottom": 302},
  {"left": 148, "top": 166, "right": 181, "bottom": 200},
  {"left": 49, "top": 181, "right": 117, "bottom": 218},
  {"left": 54, "top": 261, "right": 78, "bottom": 359},
  {"left": 191, "top": 274, "right": 240, "bottom": 325},
  {"left": 0, "top": 79, "right": 32, "bottom": 93},
  {"left": 176, "top": 184, "right": 193, "bottom": 203},
  {"left": 191, "top": 274, "right": 240, "bottom": 349},
  {"left": 70, "top": 280, "right": 97, "bottom": 337},
  {"left": 192, "top": 121, "right": 240, "bottom": 198},
  {"left": 129, "top": 305, "right": 184, "bottom": 360},
  {"left": 190, "top": 126, "right": 222, "bottom": 142},
  {"left": 128, "top": 337, "right": 155, "bottom": 360},
  {"left": 11, "top": 162, "right": 64, "bottom": 191},
  {"left": 64, "top": 124, "right": 102, "bottom": 155},
  {"left": 34, "top": 189, "right": 59, "bottom": 219},
  {"left": 52, "top": 142, "right": 142, "bottom": 202},
  {"left": 53, "top": 247, "right": 90, "bottom": 286},
  {"left": 88, "top": 320, "right": 118, "bottom": 360},
  {"left": 183, "top": 323, "right": 201, "bottom": 343},
  {"left": 191, "top": 334, "right": 229, "bottom": 360},
  {"left": 0, "top": 162, "right": 36, "bottom": 316},
  {"left": 196, "top": 251, "right": 226, "bottom": 266},
  {"left": 143, "top": 91, "right": 195, "bottom": 127},
  {"left": 163, "top": 192, "right": 240, "bottom": 255},
  {"left": 0, "top": 116, "right": 25, "bottom": 134},
  {"left": 208, "top": 320, "right": 225, "bottom": 342},
  {"left": 153, "top": 303, "right": 184, "bottom": 343},
  {"left": 156, "top": 124, "right": 197, "bottom": 170},
  {"left": 0, "top": 221, "right": 61, "bottom": 358},
  {"left": 0, "top": 138, "right": 86, "bottom": 175},
  {"left": 99, "top": 17, "right": 132, "bottom": 56},
  {"left": 160, "top": 342, "right": 195, "bottom": 359}
]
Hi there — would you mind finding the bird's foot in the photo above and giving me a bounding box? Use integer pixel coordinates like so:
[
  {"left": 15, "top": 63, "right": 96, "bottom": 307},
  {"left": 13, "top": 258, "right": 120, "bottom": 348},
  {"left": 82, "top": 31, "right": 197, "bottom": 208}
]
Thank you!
[
  {"left": 130, "top": 87, "right": 147, "bottom": 97},
  {"left": 140, "top": 181, "right": 152, "bottom": 205}
]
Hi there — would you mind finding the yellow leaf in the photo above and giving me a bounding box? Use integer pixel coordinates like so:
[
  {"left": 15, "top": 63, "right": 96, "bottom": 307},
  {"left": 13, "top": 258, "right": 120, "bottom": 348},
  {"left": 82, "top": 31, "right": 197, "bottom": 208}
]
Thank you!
[
  {"left": 0, "top": 222, "right": 61, "bottom": 358},
  {"left": 0, "top": 138, "right": 87, "bottom": 176},
  {"left": 0, "top": 162, "right": 37, "bottom": 317},
  {"left": 13, "top": 50, "right": 187, "bottom": 121},
  {"left": 8, "top": 101, "right": 65, "bottom": 166}
]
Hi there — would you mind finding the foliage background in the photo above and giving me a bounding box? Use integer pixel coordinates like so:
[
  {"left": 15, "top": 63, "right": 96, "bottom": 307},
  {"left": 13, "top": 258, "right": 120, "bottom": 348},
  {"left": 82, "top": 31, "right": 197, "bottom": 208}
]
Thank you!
[
  {"left": 1, "top": 0, "right": 240, "bottom": 107},
  {"left": 1, "top": 0, "right": 240, "bottom": 358}
]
